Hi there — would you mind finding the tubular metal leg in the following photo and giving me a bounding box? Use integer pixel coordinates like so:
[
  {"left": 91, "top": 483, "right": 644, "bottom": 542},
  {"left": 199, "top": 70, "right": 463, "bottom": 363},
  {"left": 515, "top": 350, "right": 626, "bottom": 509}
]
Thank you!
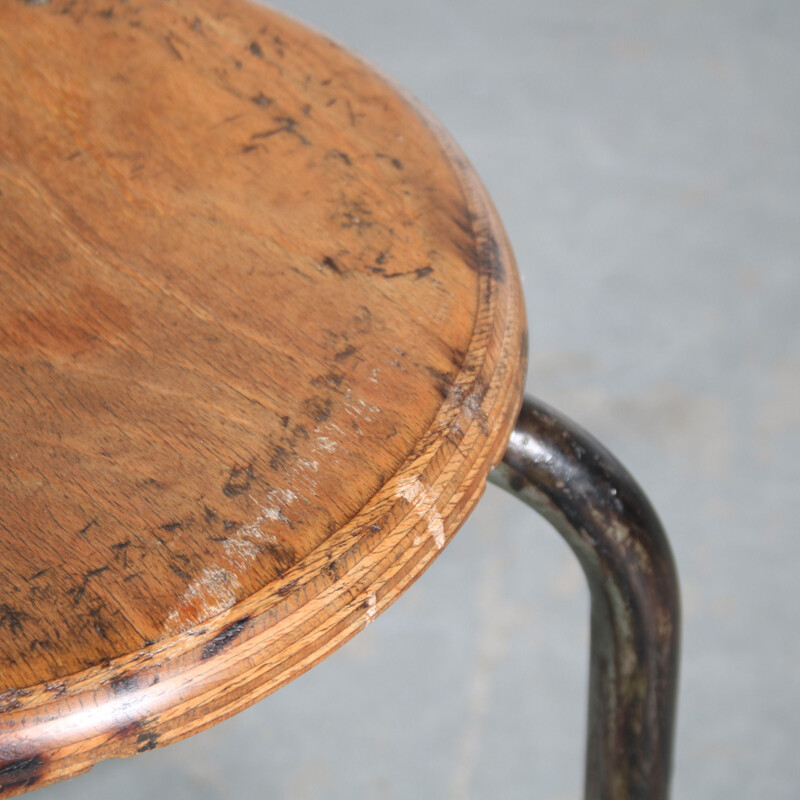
[{"left": 489, "top": 396, "right": 680, "bottom": 800}]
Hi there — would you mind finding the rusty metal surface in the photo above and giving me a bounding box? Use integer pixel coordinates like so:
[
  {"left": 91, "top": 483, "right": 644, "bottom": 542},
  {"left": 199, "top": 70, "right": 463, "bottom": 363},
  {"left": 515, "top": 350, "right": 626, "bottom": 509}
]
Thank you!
[{"left": 489, "top": 396, "right": 680, "bottom": 800}]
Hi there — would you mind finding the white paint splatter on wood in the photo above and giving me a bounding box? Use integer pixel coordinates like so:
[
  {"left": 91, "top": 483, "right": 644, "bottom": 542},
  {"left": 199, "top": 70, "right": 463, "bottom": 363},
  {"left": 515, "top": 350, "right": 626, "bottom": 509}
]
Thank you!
[
  {"left": 165, "top": 566, "right": 241, "bottom": 633},
  {"left": 395, "top": 476, "right": 446, "bottom": 550},
  {"left": 365, "top": 593, "right": 377, "bottom": 623}
]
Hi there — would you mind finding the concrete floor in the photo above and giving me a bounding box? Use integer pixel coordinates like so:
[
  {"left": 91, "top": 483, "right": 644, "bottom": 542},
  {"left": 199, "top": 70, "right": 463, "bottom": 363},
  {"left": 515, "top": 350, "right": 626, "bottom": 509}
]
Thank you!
[{"left": 37, "top": 0, "right": 799, "bottom": 797}]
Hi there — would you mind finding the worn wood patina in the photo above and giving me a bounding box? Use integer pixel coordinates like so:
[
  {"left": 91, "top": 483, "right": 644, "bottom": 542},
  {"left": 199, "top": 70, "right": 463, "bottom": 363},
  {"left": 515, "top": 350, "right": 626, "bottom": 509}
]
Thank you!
[{"left": 0, "top": 0, "right": 526, "bottom": 793}]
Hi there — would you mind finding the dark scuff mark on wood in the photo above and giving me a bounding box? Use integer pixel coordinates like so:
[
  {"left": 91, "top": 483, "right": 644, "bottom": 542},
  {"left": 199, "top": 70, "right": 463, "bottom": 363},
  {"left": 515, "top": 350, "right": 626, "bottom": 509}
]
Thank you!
[
  {"left": 0, "top": 687, "right": 32, "bottom": 713},
  {"left": 109, "top": 674, "right": 139, "bottom": 696},
  {"left": 413, "top": 266, "right": 434, "bottom": 280},
  {"left": 164, "top": 33, "right": 184, "bottom": 61},
  {"left": 0, "top": 605, "right": 28, "bottom": 635},
  {"left": 0, "top": 754, "right": 47, "bottom": 792},
  {"left": 311, "top": 370, "right": 345, "bottom": 390},
  {"left": 271, "top": 508, "right": 295, "bottom": 530},
  {"left": 223, "top": 463, "right": 255, "bottom": 497},
  {"left": 367, "top": 265, "right": 433, "bottom": 280},
  {"left": 264, "top": 537, "right": 297, "bottom": 571},
  {"left": 448, "top": 346, "right": 466, "bottom": 369},
  {"left": 268, "top": 445, "right": 290, "bottom": 471},
  {"left": 169, "top": 560, "right": 191, "bottom": 581},
  {"left": 136, "top": 730, "right": 160, "bottom": 752},
  {"left": 272, "top": 35, "right": 286, "bottom": 57},
  {"left": 250, "top": 116, "right": 310, "bottom": 146},
  {"left": 277, "top": 577, "right": 298, "bottom": 596},
  {"left": 426, "top": 366, "right": 455, "bottom": 399},
  {"left": 375, "top": 152, "right": 403, "bottom": 170},
  {"left": 320, "top": 255, "right": 342, "bottom": 274},
  {"left": 113, "top": 720, "right": 160, "bottom": 753},
  {"left": 110, "top": 540, "right": 131, "bottom": 567},
  {"left": 353, "top": 305, "right": 372, "bottom": 331},
  {"left": 251, "top": 92, "right": 273, "bottom": 107},
  {"left": 70, "top": 566, "right": 109, "bottom": 605},
  {"left": 326, "top": 149, "right": 352, "bottom": 166},
  {"left": 449, "top": 207, "right": 506, "bottom": 284},
  {"left": 84, "top": 603, "right": 113, "bottom": 641},
  {"left": 302, "top": 396, "right": 332, "bottom": 423},
  {"left": 337, "top": 197, "right": 373, "bottom": 232},
  {"left": 477, "top": 228, "right": 505, "bottom": 284},
  {"left": 201, "top": 615, "right": 251, "bottom": 660},
  {"left": 78, "top": 518, "right": 97, "bottom": 536},
  {"left": 334, "top": 344, "right": 357, "bottom": 361},
  {"left": 345, "top": 98, "right": 363, "bottom": 127},
  {"left": 325, "top": 559, "right": 340, "bottom": 579}
]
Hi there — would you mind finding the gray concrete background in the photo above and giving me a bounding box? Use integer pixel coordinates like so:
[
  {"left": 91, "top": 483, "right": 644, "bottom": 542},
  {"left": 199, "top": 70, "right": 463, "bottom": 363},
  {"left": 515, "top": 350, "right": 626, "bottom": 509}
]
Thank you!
[{"left": 38, "top": 1, "right": 799, "bottom": 797}]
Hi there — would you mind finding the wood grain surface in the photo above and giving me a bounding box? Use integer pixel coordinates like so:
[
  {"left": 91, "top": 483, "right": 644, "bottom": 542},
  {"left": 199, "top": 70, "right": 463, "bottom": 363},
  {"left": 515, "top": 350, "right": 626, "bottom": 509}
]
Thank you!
[{"left": 0, "top": 0, "right": 526, "bottom": 793}]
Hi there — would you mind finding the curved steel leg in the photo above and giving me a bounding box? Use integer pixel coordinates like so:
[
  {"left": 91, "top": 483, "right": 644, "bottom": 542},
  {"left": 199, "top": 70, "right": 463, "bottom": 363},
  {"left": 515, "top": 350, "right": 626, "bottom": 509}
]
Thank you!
[{"left": 489, "top": 396, "right": 680, "bottom": 800}]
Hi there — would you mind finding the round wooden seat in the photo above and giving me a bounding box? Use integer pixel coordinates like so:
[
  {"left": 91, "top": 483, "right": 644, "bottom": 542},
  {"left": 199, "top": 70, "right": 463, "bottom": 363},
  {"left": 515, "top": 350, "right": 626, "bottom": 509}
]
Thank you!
[{"left": 0, "top": 0, "right": 525, "bottom": 793}]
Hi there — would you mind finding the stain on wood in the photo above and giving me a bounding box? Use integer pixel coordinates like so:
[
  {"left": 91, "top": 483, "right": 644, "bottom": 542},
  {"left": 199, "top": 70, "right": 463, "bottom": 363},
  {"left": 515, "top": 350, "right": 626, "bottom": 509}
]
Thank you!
[
  {"left": 200, "top": 615, "right": 251, "bottom": 660},
  {"left": 0, "top": 755, "right": 48, "bottom": 794},
  {"left": 0, "top": 0, "right": 526, "bottom": 795}
]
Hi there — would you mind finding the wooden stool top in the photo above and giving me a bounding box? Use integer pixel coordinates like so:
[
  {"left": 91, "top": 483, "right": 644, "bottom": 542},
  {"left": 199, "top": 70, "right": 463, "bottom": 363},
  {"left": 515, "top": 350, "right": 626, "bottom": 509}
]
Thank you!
[{"left": 0, "top": 0, "right": 525, "bottom": 792}]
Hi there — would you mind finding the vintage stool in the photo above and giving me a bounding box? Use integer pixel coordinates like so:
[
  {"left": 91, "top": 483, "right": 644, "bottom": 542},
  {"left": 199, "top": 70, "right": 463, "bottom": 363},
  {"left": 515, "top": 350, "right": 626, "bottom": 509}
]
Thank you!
[{"left": 0, "top": 1, "right": 679, "bottom": 797}]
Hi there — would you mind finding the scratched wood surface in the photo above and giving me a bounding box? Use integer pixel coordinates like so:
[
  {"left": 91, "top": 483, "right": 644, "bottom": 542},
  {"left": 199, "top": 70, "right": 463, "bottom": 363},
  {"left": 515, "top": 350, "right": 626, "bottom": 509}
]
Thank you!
[{"left": 0, "top": 0, "right": 526, "bottom": 793}]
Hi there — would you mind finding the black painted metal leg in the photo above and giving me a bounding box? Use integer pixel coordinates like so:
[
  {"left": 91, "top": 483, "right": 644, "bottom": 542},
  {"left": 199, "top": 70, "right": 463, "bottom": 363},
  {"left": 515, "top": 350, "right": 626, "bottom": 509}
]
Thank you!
[{"left": 488, "top": 396, "right": 680, "bottom": 800}]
